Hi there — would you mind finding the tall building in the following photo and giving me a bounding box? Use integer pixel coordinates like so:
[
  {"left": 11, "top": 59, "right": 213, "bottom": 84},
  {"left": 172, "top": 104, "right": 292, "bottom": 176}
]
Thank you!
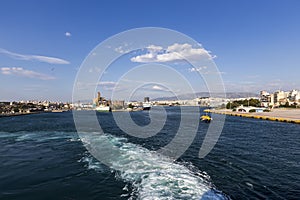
[
  {"left": 261, "top": 89, "right": 299, "bottom": 107},
  {"left": 274, "top": 90, "right": 288, "bottom": 106},
  {"left": 260, "top": 91, "right": 274, "bottom": 107},
  {"left": 93, "top": 91, "right": 110, "bottom": 107},
  {"left": 111, "top": 100, "right": 125, "bottom": 110},
  {"left": 288, "top": 90, "right": 300, "bottom": 102}
]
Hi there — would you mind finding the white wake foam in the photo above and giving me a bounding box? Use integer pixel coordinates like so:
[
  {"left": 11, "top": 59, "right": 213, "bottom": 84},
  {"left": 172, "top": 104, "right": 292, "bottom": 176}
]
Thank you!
[{"left": 80, "top": 132, "right": 228, "bottom": 200}]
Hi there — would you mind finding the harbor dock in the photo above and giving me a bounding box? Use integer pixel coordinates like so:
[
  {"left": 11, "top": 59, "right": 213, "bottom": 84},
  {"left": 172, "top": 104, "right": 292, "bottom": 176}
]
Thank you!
[{"left": 205, "top": 108, "right": 300, "bottom": 124}]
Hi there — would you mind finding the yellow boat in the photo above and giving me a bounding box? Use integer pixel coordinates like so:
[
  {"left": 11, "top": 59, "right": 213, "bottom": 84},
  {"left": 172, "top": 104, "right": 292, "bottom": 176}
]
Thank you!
[{"left": 200, "top": 115, "right": 212, "bottom": 122}]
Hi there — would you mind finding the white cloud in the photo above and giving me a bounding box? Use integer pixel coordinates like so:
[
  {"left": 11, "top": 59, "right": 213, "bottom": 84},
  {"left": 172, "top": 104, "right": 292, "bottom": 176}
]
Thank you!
[
  {"left": 188, "top": 66, "right": 208, "bottom": 72},
  {"left": 131, "top": 43, "right": 215, "bottom": 63},
  {"left": 131, "top": 53, "right": 155, "bottom": 62},
  {"left": 97, "top": 81, "right": 117, "bottom": 86},
  {"left": 97, "top": 81, "right": 117, "bottom": 91},
  {"left": 0, "top": 48, "right": 70, "bottom": 64},
  {"left": 188, "top": 66, "right": 225, "bottom": 75},
  {"left": 114, "top": 46, "right": 128, "bottom": 54},
  {"left": 115, "top": 46, "right": 131, "bottom": 54},
  {"left": 114, "top": 42, "right": 132, "bottom": 54},
  {"left": 147, "top": 45, "right": 163, "bottom": 52},
  {"left": 136, "top": 85, "right": 170, "bottom": 92},
  {"left": 76, "top": 81, "right": 117, "bottom": 90},
  {"left": 1, "top": 67, "right": 55, "bottom": 80},
  {"left": 152, "top": 85, "right": 168, "bottom": 91},
  {"left": 30, "top": 55, "right": 69, "bottom": 64},
  {"left": 65, "top": 32, "right": 72, "bottom": 37}
]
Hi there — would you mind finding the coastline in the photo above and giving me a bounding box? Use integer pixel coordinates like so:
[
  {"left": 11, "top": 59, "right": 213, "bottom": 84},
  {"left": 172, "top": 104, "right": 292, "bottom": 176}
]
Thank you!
[
  {"left": 205, "top": 108, "right": 300, "bottom": 124},
  {"left": 0, "top": 111, "right": 44, "bottom": 118},
  {"left": 0, "top": 110, "right": 69, "bottom": 118}
]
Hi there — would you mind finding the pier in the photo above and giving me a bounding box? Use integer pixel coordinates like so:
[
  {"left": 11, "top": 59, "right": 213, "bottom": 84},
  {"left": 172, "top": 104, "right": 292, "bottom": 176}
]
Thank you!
[{"left": 205, "top": 108, "right": 300, "bottom": 124}]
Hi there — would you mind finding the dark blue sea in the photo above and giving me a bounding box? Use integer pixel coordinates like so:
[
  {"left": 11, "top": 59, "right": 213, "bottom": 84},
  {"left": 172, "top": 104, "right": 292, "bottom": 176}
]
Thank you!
[{"left": 0, "top": 107, "right": 299, "bottom": 199}]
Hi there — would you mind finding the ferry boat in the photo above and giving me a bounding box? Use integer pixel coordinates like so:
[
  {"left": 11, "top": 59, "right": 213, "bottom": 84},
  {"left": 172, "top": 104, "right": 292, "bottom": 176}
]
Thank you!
[
  {"left": 96, "top": 105, "right": 111, "bottom": 112},
  {"left": 142, "top": 102, "right": 152, "bottom": 110},
  {"left": 94, "top": 91, "right": 111, "bottom": 112}
]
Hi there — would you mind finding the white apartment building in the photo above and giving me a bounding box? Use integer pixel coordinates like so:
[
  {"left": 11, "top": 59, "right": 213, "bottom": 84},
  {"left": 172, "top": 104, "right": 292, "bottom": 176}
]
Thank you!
[{"left": 260, "top": 90, "right": 300, "bottom": 107}]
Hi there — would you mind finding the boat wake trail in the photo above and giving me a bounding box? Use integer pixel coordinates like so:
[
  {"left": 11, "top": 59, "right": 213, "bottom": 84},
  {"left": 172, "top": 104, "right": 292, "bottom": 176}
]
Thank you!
[{"left": 80, "top": 132, "right": 229, "bottom": 200}]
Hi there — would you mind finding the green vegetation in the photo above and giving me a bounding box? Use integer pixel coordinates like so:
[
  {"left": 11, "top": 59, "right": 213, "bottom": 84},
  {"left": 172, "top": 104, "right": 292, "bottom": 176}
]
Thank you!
[
  {"left": 13, "top": 108, "right": 20, "bottom": 113},
  {"left": 279, "top": 102, "right": 298, "bottom": 108},
  {"left": 226, "top": 98, "right": 261, "bottom": 109}
]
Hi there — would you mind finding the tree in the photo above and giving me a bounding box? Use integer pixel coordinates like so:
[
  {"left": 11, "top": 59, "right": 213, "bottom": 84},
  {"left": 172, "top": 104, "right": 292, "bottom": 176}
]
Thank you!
[{"left": 226, "top": 98, "right": 261, "bottom": 109}]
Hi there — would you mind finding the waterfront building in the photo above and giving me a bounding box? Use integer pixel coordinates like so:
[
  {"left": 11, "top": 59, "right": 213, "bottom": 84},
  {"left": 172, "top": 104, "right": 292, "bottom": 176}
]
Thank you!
[
  {"left": 274, "top": 90, "right": 288, "bottom": 106},
  {"left": 288, "top": 90, "right": 300, "bottom": 102},
  {"left": 260, "top": 91, "right": 274, "bottom": 107},
  {"left": 260, "top": 89, "right": 299, "bottom": 107},
  {"left": 111, "top": 100, "right": 125, "bottom": 110}
]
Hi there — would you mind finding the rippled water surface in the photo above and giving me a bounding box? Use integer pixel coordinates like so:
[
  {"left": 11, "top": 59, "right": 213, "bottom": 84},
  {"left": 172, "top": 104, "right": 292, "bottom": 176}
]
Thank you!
[{"left": 0, "top": 107, "right": 299, "bottom": 199}]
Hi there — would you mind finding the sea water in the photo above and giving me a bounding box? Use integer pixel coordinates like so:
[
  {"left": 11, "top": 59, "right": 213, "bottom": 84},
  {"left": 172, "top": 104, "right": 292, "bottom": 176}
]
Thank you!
[{"left": 0, "top": 107, "right": 299, "bottom": 199}]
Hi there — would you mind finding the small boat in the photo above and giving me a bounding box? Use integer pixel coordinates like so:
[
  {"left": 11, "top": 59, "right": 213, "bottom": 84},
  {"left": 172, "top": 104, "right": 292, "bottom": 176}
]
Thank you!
[{"left": 200, "top": 115, "right": 212, "bottom": 123}]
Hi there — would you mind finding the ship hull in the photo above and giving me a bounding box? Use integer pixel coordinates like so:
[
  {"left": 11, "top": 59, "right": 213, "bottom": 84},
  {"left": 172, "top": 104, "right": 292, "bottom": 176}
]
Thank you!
[
  {"left": 142, "top": 102, "right": 152, "bottom": 111},
  {"left": 95, "top": 106, "right": 111, "bottom": 112},
  {"left": 142, "top": 106, "right": 151, "bottom": 110}
]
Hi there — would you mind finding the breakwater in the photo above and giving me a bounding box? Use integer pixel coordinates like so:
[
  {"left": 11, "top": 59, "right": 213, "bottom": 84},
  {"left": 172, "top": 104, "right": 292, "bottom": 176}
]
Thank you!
[{"left": 205, "top": 109, "right": 300, "bottom": 124}]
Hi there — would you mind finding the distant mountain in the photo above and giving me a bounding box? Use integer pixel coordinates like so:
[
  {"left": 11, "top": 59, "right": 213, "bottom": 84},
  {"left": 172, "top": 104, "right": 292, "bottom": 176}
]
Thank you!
[
  {"left": 152, "top": 92, "right": 259, "bottom": 101},
  {"left": 224, "top": 92, "right": 259, "bottom": 99}
]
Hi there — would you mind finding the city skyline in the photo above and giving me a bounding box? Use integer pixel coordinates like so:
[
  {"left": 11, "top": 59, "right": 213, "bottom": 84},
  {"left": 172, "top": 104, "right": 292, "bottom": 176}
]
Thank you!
[{"left": 1, "top": 0, "right": 300, "bottom": 101}]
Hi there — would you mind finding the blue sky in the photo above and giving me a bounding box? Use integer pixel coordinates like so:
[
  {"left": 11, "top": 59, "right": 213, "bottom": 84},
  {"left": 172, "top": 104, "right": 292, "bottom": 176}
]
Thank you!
[{"left": 1, "top": 0, "right": 300, "bottom": 101}]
